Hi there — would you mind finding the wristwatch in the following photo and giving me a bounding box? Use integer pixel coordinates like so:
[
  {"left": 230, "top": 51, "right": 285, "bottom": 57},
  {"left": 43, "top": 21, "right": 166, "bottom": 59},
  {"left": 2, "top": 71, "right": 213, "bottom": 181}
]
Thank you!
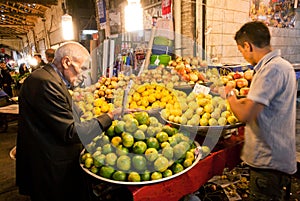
[{"left": 226, "top": 90, "right": 235, "bottom": 99}]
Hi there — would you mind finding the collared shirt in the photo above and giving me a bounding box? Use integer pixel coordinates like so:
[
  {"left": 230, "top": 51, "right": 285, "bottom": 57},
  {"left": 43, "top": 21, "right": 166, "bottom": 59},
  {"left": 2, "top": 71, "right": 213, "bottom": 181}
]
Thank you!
[
  {"left": 241, "top": 49, "right": 297, "bottom": 174},
  {"left": 50, "top": 63, "right": 71, "bottom": 89}
]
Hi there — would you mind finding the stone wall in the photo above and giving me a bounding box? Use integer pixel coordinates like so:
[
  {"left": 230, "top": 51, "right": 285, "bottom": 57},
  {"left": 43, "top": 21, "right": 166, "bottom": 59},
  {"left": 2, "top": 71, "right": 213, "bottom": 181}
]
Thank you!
[{"left": 206, "top": 0, "right": 300, "bottom": 64}]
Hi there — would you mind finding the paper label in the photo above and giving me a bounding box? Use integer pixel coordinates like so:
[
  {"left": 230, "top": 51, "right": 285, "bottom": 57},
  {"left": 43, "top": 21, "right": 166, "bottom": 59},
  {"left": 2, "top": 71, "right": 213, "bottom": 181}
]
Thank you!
[
  {"left": 192, "top": 83, "right": 210, "bottom": 95},
  {"left": 154, "top": 57, "right": 160, "bottom": 65}
]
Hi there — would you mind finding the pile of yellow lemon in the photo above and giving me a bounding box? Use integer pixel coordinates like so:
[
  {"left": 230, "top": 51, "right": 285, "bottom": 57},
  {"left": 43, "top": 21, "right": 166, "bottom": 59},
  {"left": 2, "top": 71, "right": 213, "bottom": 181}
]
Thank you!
[{"left": 126, "top": 83, "right": 185, "bottom": 111}]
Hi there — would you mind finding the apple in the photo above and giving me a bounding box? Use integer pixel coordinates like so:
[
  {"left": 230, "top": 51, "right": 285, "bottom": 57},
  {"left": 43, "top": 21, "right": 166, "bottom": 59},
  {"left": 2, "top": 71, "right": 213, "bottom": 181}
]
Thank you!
[
  {"left": 240, "top": 87, "right": 250, "bottom": 96},
  {"left": 189, "top": 73, "right": 198, "bottom": 82},
  {"left": 226, "top": 80, "right": 236, "bottom": 89},
  {"left": 233, "top": 71, "right": 243, "bottom": 79},
  {"left": 244, "top": 69, "right": 254, "bottom": 81},
  {"left": 236, "top": 78, "right": 248, "bottom": 88}
]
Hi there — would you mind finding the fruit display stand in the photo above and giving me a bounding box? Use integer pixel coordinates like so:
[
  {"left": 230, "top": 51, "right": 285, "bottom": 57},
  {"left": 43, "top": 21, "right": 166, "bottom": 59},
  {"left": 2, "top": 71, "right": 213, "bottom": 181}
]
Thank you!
[{"left": 126, "top": 128, "right": 244, "bottom": 201}]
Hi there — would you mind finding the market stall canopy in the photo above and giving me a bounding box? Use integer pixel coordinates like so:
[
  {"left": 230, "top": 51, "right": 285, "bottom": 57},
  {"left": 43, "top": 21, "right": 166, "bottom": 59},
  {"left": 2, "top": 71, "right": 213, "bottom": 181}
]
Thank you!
[{"left": 0, "top": 0, "right": 58, "bottom": 39}]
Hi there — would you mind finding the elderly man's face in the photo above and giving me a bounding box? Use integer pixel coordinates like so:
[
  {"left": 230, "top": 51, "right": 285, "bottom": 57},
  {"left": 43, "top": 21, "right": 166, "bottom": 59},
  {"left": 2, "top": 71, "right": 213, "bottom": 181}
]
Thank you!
[{"left": 63, "top": 56, "right": 90, "bottom": 88}]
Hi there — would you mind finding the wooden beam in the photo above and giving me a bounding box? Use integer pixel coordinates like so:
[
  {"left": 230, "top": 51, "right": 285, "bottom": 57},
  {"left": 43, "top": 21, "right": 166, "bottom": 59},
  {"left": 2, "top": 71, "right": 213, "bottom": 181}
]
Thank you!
[
  {"left": 0, "top": 11, "right": 44, "bottom": 18},
  {"left": 0, "top": 24, "right": 34, "bottom": 27},
  {"left": 0, "top": 0, "right": 58, "bottom": 6}
]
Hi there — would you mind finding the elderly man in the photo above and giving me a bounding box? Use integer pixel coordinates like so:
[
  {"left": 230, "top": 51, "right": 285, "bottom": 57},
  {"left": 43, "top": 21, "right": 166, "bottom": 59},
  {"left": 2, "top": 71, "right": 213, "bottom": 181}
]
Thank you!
[{"left": 16, "top": 42, "right": 118, "bottom": 201}]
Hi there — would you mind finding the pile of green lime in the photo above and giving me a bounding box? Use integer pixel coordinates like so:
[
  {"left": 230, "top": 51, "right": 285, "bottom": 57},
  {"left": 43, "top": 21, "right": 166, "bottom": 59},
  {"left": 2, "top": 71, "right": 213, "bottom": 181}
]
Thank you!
[{"left": 80, "top": 111, "right": 206, "bottom": 183}]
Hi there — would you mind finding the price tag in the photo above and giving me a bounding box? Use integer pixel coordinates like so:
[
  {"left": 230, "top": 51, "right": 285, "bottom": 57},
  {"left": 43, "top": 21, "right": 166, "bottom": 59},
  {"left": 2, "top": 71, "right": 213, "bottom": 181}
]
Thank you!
[
  {"left": 154, "top": 56, "right": 160, "bottom": 65},
  {"left": 192, "top": 83, "right": 210, "bottom": 95}
]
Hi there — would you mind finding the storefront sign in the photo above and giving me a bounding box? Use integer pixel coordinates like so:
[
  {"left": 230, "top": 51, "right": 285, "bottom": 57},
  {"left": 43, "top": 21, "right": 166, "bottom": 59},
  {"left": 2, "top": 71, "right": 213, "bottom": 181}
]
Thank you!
[{"left": 97, "top": 0, "right": 106, "bottom": 30}]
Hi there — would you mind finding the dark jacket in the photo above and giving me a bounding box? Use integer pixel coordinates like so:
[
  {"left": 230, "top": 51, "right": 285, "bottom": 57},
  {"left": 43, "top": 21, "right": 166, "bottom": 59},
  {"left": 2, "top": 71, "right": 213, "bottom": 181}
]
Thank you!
[
  {"left": 16, "top": 64, "right": 112, "bottom": 201},
  {"left": 0, "top": 68, "right": 13, "bottom": 97}
]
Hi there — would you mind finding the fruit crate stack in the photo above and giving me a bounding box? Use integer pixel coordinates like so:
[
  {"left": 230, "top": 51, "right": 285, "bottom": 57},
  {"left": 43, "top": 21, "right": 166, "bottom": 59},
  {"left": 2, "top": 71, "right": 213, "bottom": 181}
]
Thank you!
[{"left": 150, "top": 36, "right": 174, "bottom": 68}]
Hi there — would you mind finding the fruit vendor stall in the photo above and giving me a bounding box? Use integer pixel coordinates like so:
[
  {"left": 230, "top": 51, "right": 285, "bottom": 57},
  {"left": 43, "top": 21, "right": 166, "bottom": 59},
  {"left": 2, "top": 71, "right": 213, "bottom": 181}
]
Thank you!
[{"left": 75, "top": 58, "right": 248, "bottom": 200}]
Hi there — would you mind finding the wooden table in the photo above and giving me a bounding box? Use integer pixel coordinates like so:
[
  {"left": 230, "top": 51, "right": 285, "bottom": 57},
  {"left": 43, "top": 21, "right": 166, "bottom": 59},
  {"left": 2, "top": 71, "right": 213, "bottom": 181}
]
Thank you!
[{"left": 0, "top": 104, "right": 19, "bottom": 132}]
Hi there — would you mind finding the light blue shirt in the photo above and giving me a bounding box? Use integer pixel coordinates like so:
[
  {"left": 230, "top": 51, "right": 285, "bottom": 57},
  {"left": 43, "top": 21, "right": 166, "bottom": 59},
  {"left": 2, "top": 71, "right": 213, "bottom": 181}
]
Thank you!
[{"left": 241, "top": 49, "right": 297, "bottom": 174}]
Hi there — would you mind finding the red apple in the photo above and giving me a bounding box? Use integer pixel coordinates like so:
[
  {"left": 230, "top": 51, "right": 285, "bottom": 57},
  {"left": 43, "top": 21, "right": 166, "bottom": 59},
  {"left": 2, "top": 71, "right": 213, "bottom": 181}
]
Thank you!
[
  {"left": 236, "top": 78, "right": 248, "bottom": 88},
  {"left": 233, "top": 71, "right": 243, "bottom": 79},
  {"left": 240, "top": 87, "right": 250, "bottom": 96}
]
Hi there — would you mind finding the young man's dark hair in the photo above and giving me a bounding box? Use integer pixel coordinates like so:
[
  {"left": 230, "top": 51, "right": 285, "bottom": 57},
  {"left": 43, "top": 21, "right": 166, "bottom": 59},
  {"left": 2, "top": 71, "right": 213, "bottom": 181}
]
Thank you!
[{"left": 234, "top": 21, "right": 270, "bottom": 48}]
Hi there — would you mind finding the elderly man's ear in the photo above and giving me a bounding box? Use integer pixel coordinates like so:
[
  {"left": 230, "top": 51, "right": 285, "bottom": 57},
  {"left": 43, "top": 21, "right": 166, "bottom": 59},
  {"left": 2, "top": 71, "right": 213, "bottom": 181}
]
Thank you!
[{"left": 62, "top": 56, "right": 71, "bottom": 69}]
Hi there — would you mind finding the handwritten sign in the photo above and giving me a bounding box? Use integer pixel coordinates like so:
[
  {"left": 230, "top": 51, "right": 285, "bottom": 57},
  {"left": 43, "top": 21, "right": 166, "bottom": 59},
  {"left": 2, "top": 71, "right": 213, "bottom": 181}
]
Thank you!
[{"left": 192, "top": 83, "right": 210, "bottom": 95}]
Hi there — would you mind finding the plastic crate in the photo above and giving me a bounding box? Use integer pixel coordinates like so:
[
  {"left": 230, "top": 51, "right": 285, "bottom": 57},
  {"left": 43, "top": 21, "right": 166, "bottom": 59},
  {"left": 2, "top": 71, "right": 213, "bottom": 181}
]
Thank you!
[{"left": 152, "top": 44, "right": 173, "bottom": 56}]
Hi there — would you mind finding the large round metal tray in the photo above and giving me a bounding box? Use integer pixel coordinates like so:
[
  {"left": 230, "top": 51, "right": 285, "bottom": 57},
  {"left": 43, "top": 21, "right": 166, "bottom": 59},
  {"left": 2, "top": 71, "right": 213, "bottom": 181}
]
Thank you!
[{"left": 80, "top": 141, "right": 201, "bottom": 185}]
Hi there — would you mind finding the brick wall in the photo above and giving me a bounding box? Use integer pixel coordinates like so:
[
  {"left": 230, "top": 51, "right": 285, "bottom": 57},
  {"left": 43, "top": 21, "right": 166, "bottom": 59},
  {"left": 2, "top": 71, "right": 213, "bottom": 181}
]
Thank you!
[
  {"left": 181, "top": 0, "right": 195, "bottom": 56},
  {"left": 206, "top": 0, "right": 300, "bottom": 64}
]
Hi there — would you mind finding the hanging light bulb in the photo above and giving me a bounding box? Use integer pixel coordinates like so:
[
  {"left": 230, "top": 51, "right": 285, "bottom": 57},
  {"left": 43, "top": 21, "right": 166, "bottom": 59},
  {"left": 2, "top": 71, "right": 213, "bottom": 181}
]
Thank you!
[
  {"left": 62, "top": 13, "right": 74, "bottom": 40},
  {"left": 125, "top": 0, "right": 143, "bottom": 32}
]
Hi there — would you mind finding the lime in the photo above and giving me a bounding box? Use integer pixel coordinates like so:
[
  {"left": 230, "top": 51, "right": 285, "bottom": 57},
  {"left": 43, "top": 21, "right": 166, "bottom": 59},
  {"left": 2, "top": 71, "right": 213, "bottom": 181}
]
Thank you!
[
  {"left": 146, "top": 137, "right": 159, "bottom": 150},
  {"left": 132, "top": 141, "right": 147, "bottom": 154},
  {"left": 116, "top": 145, "right": 129, "bottom": 156},
  {"left": 93, "top": 154, "right": 106, "bottom": 167},
  {"left": 84, "top": 157, "right": 94, "bottom": 169},
  {"left": 162, "top": 125, "right": 176, "bottom": 136},
  {"left": 138, "top": 124, "right": 148, "bottom": 133},
  {"left": 161, "top": 142, "right": 170, "bottom": 149},
  {"left": 201, "top": 146, "right": 211, "bottom": 157},
  {"left": 114, "top": 121, "right": 125, "bottom": 134},
  {"left": 97, "top": 135, "right": 110, "bottom": 146},
  {"left": 122, "top": 133, "right": 134, "bottom": 148},
  {"left": 134, "top": 111, "right": 150, "bottom": 125},
  {"left": 128, "top": 172, "right": 141, "bottom": 182},
  {"left": 162, "top": 169, "right": 173, "bottom": 178},
  {"left": 125, "top": 118, "right": 139, "bottom": 133},
  {"left": 106, "top": 125, "right": 115, "bottom": 138},
  {"left": 146, "top": 126, "right": 156, "bottom": 137},
  {"left": 112, "top": 170, "right": 127, "bottom": 181},
  {"left": 132, "top": 155, "right": 147, "bottom": 172},
  {"left": 105, "top": 153, "right": 117, "bottom": 166},
  {"left": 90, "top": 166, "right": 99, "bottom": 174},
  {"left": 154, "top": 156, "right": 169, "bottom": 172},
  {"left": 151, "top": 172, "right": 162, "bottom": 180},
  {"left": 171, "top": 163, "right": 184, "bottom": 174},
  {"left": 183, "top": 158, "right": 193, "bottom": 168},
  {"left": 156, "top": 131, "right": 169, "bottom": 143},
  {"left": 116, "top": 155, "right": 131, "bottom": 171},
  {"left": 133, "top": 130, "right": 146, "bottom": 141},
  {"left": 162, "top": 146, "right": 174, "bottom": 160},
  {"left": 144, "top": 148, "right": 159, "bottom": 162},
  {"left": 168, "top": 136, "right": 177, "bottom": 147},
  {"left": 102, "top": 144, "right": 113, "bottom": 154},
  {"left": 141, "top": 170, "right": 151, "bottom": 181},
  {"left": 99, "top": 166, "right": 115, "bottom": 179}
]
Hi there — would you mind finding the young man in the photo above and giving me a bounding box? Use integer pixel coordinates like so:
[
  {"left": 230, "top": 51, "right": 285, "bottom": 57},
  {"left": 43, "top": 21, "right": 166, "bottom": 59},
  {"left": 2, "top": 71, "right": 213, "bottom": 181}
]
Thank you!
[
  {"left": 16, "top": 42, "right": 119, "bottom": 201},
  {"left": 224, "top": 21, "right": 297, "bottom": 200}
]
